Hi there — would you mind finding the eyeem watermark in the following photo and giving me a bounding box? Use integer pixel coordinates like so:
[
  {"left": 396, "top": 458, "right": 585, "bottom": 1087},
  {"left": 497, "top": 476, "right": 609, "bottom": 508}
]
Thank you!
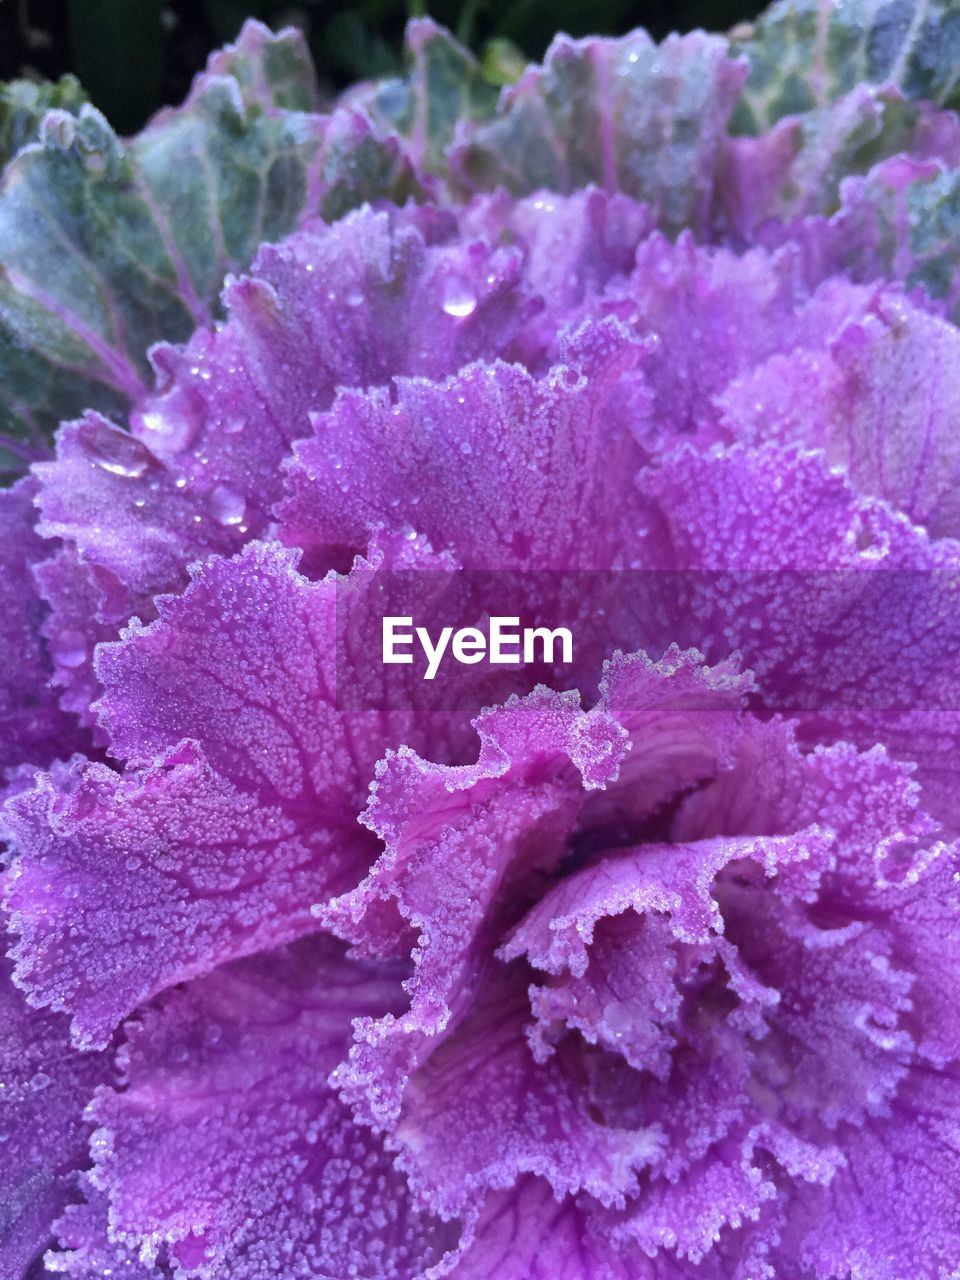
[
  {"left": 333, "top": 568, "right": 960, "bottom": 713},
  {"left": 383, "top": 615, "right": 573, "bottom": 681}
]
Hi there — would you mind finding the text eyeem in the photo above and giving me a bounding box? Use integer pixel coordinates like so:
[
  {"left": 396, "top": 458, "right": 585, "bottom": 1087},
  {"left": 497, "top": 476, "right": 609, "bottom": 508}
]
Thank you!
[{"left": 382, "top": 616, "right": 573, "bottom": 681}]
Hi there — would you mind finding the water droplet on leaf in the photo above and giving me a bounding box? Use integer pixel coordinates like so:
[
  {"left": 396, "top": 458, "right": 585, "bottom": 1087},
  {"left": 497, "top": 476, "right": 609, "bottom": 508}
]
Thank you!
[
  {"left": 441, "top": 276, "right": 477, "bottom": 318},
  {"left": 209, "top": 484, "right": 246, "bottom": 527},
  {"left": 91, "top": 436, "right": 149, "bottom": 478},
  {"left": 51, "top": 630, "right": 87, "bottom": 669}
]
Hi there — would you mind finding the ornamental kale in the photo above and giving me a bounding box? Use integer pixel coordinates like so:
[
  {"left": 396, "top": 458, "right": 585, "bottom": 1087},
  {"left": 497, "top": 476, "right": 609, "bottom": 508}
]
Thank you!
[{"left": 4, "top": 5, "right": 960, "bottom": 1278}]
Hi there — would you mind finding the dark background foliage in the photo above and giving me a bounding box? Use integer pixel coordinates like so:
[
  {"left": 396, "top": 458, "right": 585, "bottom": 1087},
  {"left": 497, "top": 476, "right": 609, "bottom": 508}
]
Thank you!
[{"left": 1, "top": 0, "right": 766, "bottom": 135}]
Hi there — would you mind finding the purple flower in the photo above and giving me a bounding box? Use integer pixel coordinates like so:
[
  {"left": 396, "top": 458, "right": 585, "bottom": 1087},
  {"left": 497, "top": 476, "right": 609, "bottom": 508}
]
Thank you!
[{"left": 4, "top": 8, "right": 960, "bottom": 1278}]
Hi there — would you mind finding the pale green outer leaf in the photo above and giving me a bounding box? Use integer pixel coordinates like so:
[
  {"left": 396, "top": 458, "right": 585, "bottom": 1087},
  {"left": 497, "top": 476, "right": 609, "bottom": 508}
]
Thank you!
[
  {"left": 731, "top": 0, "right": 960, "bottom": 134},
  {"left": 452, "top": 29, "right": 747, "bottom": 238},
  {"left": 348, "top": 18, "right": 501, "bottom": 176},
  {"left": 833, "top": 157, "right": 960, "bottom": 316},
  {"left": 718, "top": 83, "right": 960, "bottom": 234},
  {"left": 786, "top": 88, "right": 923, "bottom": 212},
  {"left": 0, "top": 20, "right": 419, "bottom": 482},
  {"left": 202, "top": 18, "right": 321, "bottom": 113},
  {"left": 0, "top": 75, "right": 87, "bottom": 169}
]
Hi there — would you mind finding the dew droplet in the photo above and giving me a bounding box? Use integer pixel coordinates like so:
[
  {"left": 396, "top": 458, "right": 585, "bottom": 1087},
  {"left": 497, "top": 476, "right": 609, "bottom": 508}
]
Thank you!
[
  {"left": 138, "top": 410, "right": 173, "bottom": 438},
  {"left": 441, "top": 275, "right": 477, "bottom": 318},
  {"left": 345, "top": 287, "right": 364, "bottom": 307},
  {"left": 209, "top": 484, "right": 246, "bottom": 527},
  {"left": 51, "top": 630, "right": 87, "bottom": 669},
  {"left": 91, "top": 436, "right": 149, "bottom": 479}
]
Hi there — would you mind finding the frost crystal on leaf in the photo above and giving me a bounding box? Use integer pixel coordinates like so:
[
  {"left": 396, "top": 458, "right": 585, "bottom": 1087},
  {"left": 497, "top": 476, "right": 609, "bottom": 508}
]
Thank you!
[{"left": 3, "top": 4, "right": 960, "bottom": 1278}]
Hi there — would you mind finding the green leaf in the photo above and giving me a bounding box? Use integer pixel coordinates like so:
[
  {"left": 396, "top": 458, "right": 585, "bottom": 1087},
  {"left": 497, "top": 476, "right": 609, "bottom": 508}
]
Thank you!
[
  {"left": 354, "top": 18, "right": 501, "bottom": 175},
  {"left": 830, "top": 158, "right": 960, "bottom": 319},
  {"left": 451, "top": 30, "right": 747, "bottom": 237},
  {"left": 311, "top": 112, "right": 424, "bottom": 223},
  {"left": 479, "top": 38, "right": 527, "bottom": 88},
  {"left": 720, "top": 82, "right": 958, "bottom": 234},
  {"left": 0, "top": 20, "right": 420, "bottom": 483},
  {"left": 203, "top": 16, "right": 322, "bottom": 112},
  {"left": 0, "top": 76, "right": 87, "bottom": 169},
  {"left": 731, "top": 0, "right": 960, "bottom": 134}
]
